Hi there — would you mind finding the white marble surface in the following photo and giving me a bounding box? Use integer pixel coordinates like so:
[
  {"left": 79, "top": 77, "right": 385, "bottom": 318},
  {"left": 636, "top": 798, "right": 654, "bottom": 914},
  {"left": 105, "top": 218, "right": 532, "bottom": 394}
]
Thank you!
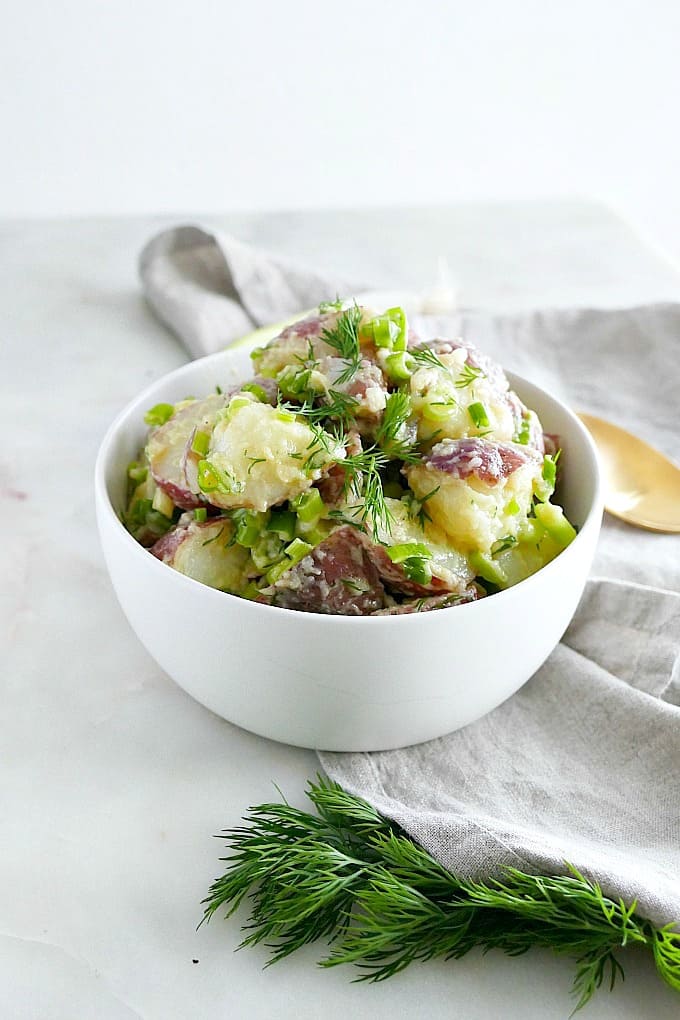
[{"left": 2, "top": 202, "right": 680, "bottom": 1020}]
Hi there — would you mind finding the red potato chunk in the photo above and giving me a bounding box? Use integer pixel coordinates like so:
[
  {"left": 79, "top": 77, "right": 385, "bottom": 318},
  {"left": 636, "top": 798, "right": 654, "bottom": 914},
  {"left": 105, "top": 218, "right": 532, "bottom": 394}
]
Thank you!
[
  {"left": 266, "top": 526, "right": 387, "bottom": 615},
  {"left": 146, "top": 394, "right": 226, "bottom": 510},
  {"left": 151, "top": 519, "right": 250, "bottom": 593},
  {"left": 202, "top": 402, "right": 344, "bottom": 512},
  {"left": 406, "top": 438, "right": 543, "bottom": 554}
]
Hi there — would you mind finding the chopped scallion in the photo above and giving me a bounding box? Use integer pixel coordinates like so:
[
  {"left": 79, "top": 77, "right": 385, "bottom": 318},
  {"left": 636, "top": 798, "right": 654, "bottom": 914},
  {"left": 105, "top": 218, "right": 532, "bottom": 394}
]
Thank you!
[
  {"left": 468, "top": 402, "right": 490, "bottom": 429},
  {"left": 386, "top": 543, "right": 433, "bottom": 565},
  {"left": 191, "top": 430, "right": 210, "bottom": 456},
  {"left": 144, "top": 403, "right": 174, "bottom": 427},
  {"left": 267, "top": 510, "right": 296, "bottom": 542}
]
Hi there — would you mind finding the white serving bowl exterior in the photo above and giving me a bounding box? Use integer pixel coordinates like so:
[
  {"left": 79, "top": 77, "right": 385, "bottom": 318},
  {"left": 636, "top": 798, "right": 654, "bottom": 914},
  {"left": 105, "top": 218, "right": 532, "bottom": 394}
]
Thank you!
[{"left": 95, "top": 348, "right": 603, "bottom": 751}]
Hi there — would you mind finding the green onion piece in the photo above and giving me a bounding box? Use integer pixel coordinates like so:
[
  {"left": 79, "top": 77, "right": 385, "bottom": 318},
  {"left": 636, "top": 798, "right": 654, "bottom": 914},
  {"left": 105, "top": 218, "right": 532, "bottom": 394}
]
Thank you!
[
  {"left": 384, "top": 351, "right": 413, "bottom": 382},
  {"left": 227, "top": 394, "right": 256, "bottom": 419},
  {"left": 194, "top": 508, "right": 207, "bottom": 523},
  {"left": 267, "top": 510, "right": 296, "bottom": 541},
  {"left": 144, "top": 402, "right": 175, "bottom": 427},
  {"left": 295, "top": 521, "right": 329, "bottom": 546},
  {"left": 130, "top": 498, "right": 153, "bottom": 525},
  {"left": 542, "top": 453, "right": 559, "bottom": 491},
  {"left": 265, "top": 559, "right": 293, "bottom": 585},
  {"left": 197, "top": 460, "right": 220, "bottom": 493},
  {"left": 292, "top": 488, "right": 326, "bottom": 524},
  {"left": 191, "top": 430, "right": 210, "bottom": 456},
  {"left": 506, "top": 498, "right": 521, "bottom": 516},
  {"left": 241, "top": 382, "right": 268, "bottom": 402},
  {"left": 284, "top": 538, "right": 313, "bottom": 565},
  {"left": 402, "top": 557, "right": 433, "bottom": 585},
  {"left": 251, "top": 533, "right": 285, "bottom": 571},
  {"left": 385, "top": 307, "right": 408, "bottom": 351},
  {"left": 468, "top": 402, "right": 490, "bottom": 429},
  {"left": 422, "top": 399, "right": 456, "bottom": 423},
  {"left": 514, "top": 413, "right": 532, "bottom": 445},
  {"left": 362, "top": 307, "right": 408, "bottom": 351},
  {"left": 127, "top": 462, "right": 148, "bottom": 483},
  {"left": 234, "top": 510, "right": 267, "bottom": 549},
  {"left": 386, "top": 543, "right": 433, "bottom": 565}
]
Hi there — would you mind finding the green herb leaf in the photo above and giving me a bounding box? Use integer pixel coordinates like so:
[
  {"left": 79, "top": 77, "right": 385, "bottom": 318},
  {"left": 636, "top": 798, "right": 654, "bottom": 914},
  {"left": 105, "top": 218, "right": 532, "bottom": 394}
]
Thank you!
[
  {"left": 320, "top": 305, "right": 363, "bottom": 384},
  {"left": 202, "top": 778, "right": 678, "bottom": 1011},
  {"left": 454, "top": 362, "right": 484, "bottom": 388}
]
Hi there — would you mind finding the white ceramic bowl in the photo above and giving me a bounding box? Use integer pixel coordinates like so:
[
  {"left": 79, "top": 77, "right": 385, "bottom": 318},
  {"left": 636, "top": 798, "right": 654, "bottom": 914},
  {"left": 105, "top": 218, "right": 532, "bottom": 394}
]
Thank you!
[{"left": 95, "top": 348, "right": 603, "bottom": 752}]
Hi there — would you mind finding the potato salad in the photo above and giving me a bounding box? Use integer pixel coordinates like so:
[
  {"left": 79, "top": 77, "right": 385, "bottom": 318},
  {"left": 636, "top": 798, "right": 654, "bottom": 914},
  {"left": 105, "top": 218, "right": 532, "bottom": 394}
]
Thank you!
[{"left": 124, "top": 303, "right": 576, "bottom": 615}]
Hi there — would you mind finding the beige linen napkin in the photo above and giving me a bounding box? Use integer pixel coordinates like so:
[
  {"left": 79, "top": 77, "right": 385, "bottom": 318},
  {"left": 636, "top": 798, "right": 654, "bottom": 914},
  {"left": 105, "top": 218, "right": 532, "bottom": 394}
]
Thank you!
[{"left": 140, "top": 225, "right": 680, "bottom": 927}]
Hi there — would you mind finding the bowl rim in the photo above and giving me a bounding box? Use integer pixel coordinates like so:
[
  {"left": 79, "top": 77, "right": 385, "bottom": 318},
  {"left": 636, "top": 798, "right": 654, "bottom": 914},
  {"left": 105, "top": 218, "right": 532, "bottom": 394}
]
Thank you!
[{"left": 95, "top": 347, "right": 603, "bottom": 626}]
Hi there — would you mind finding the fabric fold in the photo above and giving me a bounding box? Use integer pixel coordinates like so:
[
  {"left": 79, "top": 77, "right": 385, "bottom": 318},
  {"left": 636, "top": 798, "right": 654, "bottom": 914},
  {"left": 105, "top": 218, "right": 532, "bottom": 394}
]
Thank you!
[{"left": 139, "top": 222, "right": 680, "bottom": 926}]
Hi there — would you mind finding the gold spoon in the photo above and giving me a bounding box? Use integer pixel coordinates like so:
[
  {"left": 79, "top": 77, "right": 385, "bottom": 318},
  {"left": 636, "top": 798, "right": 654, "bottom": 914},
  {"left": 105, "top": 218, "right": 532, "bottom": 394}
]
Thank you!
[{"left": 578, "top": 413, "right": 680, "bottom": 533}]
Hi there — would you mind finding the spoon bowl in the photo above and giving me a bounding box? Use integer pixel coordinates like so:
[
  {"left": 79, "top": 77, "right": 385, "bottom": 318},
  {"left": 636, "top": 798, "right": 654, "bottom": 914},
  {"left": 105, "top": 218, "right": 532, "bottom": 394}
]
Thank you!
[{"left": 578, "top": 413, "right": 680, "bottom": 533}]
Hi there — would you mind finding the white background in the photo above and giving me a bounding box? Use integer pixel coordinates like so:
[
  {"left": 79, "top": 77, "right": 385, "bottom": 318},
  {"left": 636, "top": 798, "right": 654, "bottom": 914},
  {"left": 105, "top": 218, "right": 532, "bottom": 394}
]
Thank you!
[{"left": 2, "top": 0, "right": 680, "bottom": 263}]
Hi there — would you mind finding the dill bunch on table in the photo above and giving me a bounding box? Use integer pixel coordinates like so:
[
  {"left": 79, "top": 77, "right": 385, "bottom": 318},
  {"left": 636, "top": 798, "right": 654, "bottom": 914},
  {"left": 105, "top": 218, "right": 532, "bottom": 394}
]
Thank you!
[{"left": 201, "top": 776, "right": 680, "bottom": 1012}]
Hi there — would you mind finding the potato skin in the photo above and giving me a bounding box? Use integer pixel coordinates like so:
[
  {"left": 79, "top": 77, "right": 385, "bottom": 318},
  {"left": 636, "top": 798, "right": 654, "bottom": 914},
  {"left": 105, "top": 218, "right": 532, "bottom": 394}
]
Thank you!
[
  {"left": 151, "top": 519, "right": 250, "bottom": 593},
  {"left": 406, "top": 438, "right": 542, "bottom": 554},
  {"left": 203, "top": 402, "right": 343, "bottom": 512},
  {"left": 266, "top": 526, "right": 387, "bottom": 615},
  {"left": 146, "top": 394, "right": 226, "bottom": 510}
]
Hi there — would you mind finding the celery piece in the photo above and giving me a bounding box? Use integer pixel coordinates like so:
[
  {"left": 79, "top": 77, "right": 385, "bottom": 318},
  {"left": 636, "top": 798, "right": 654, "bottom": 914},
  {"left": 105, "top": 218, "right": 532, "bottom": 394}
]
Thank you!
[
  {"left": 469, "top": 551, "right": 508, "bottom": 587},
  {"left": 194, "top": 508, "right": 208, "bottom": 523},
  {"left": 152, "top": 486, "right": 175, "bottom": 519},
  {"left": 533, "top": 502, "right": 576, "bottom": 548}
]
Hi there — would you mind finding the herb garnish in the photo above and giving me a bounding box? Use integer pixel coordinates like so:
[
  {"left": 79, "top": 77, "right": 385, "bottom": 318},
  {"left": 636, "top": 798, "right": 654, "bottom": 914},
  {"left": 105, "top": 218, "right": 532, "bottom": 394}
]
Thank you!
[
  {"left": 320, "top": 305, "right": 363, "bottom": 384},
  {"left": 455, "top": 362, "right": 484, "bottom": 388},
  {"left": 202, "top": 778, "right": 680, "bottom": 1012}
]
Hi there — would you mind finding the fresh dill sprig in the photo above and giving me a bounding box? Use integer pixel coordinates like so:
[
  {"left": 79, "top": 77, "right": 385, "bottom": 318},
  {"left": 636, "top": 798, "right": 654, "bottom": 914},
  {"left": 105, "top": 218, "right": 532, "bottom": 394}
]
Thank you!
[
  {"left": 454, "top": 362, "right": 485, "bottom": 388},
  {"left": 375, "top": 391, "right": 419, "bottom": 462},
  {"left": 340, "top": 446, "right": 392, "bottom": 540},
  {"left": 320, "top": 305, "right": 363, "bottom": 384},
  {"left": 409, "top": 347, "right": 448, "bottom": 373},
  {"left": 405, "top": 485, "right": 440, "bottom": 530},
  {"left": 280, "top": 390, "right": 360, "bottom": 427},
  {"left": 202, "top": 777, "right": 680, "bottom": 1013}
]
